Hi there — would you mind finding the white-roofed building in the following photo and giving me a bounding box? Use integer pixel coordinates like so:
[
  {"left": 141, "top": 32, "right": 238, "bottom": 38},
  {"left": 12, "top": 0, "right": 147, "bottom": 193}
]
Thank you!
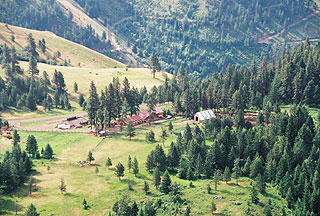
[{"left": 194, "top": 110, "right": 216, "bottom": 123}]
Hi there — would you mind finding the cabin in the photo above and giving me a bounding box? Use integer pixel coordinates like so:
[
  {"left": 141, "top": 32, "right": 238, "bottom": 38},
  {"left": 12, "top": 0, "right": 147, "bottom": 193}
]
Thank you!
[
  {"left": 121, "top": 107, "right": 164, "bottom": 125},
  {"left": 58, "top": 116, "right": 88, "bottom": 129},
  {"left": 194, "top": 110, "right": 216, "bottom": 123}
]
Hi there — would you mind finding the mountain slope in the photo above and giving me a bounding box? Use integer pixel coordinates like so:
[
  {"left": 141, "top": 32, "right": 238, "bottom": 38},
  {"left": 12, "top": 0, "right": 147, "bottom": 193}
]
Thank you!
[{"left": 0, "top": 23, "right": 124, "bottom": 68}]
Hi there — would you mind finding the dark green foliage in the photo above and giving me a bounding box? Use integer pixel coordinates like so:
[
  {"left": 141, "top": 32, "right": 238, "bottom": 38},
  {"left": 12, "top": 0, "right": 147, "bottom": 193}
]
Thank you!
[
  {"left": 59, "top": 178, "right": 66, "bottom": 194},
  {"left": 82, "top": 199, "right": 89, "bottom": 210},
  {"left": 133, "top": 157, "right": 139, "bottom": 177},
  {"left": 223, "top": 166, "right": 231, "bottom": 184},
  {"left": 153, "top": 167, "right": 161, "bottom": 189},
  {"left": 143, "top": 181, "right": 149, "bottom": 195},
  {"left": 115, "top": 162, "right": 125, "bottom": 180},
  {"left": 106, "top": 157, "right": 112, "bottom": 167},
  {"left": 160, "top": 170, "right": 171, "bottom": 194},
  {"left": 250, "top": 186, "right": 259, "bottom": 204},
  {"left": 43, "top": 144, "right": 53, "bottom": 159},
  {"left": 127, "top": 155, "right": 132, "bottom": 173},
  {"left": 87, "top": 151, "right": 94, "bottom": 164},
  {"left": 24, "top": 203, "right": 39, "bottom": 216},
  {"left": 145, "top": 130, "right": 155, "bottom": 142},
  {"left": 126, "top": 121, "right": 136, "bottom": 141},
  {"left": 12, "top": 130, "right": 20, "bottom": 146},
  {"left": 26, "top": 135, "right": 38, "bottom": 158}
]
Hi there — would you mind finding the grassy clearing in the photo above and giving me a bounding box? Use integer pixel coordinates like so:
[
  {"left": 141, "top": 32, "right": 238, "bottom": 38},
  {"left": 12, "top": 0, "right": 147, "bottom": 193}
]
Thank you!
[
  {"left": 0, "top": 118, "right": 287, "bottom": 216},
  {"left": 0, "top": 23, "right": 124, "bottom": 68},
  {"left": 19, "top": 61, "right": 171, "bottom": 96},
  {"left": 281, "top": 105, "right": 320, "bottom": 125},
  {"left": 1, "top": 101, "right": 82, "bottom": 120}
]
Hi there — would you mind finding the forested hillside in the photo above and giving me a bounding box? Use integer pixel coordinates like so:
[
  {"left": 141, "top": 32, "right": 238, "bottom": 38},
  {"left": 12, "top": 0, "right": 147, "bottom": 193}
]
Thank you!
[
  {"left": 0, "top": 0, "right": 318, "bottom": 75},
  {"left": 76, "top": 0, "right": 320, "bottom": 75}
]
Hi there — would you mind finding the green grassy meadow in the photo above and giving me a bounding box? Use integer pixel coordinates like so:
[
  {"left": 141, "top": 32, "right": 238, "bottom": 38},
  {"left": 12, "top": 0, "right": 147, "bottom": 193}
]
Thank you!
[{"left": 0, "top": 118, "right": 288, "bottom": 216}]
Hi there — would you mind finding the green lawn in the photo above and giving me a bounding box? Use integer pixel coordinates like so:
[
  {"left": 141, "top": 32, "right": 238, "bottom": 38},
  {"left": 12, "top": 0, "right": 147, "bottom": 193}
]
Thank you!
[{"left": 0, "top": 118, "right": 288, "bottom": 216}]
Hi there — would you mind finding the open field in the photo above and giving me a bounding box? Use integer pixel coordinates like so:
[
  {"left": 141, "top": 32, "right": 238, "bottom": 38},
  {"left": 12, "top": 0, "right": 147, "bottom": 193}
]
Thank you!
[
  {"left": 19, "top": 62, "right": 171, "bottom": 96},
  {"left": 0, "top": 23, "right": 124, "bottom": 68},
  {"left": 281, "top": 105, "right": 320, "bottom": 125},
  {"left": 0, "top": 118, "right": 288, "bottom": 216}
]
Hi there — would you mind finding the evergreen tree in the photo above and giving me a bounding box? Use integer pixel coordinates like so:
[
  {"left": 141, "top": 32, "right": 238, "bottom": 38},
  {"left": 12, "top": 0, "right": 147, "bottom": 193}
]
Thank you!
[
  {"left": 153, "top": 167, "right": 161, "bottom": 189},
  {"left": 43, "top": 144, "right": 53, "bottom": 159},
  {"left": 12, "top": 130, "right": 20, "bottom": 146},
  {"left": 160, "top": 170, "right": 171, "bottom": 194},
  {"left": 95, "top": 166, "right": 99, "bottom": 175},
  {"left": 211, "top": 199, "right": 217, "bottom": 215},
  {"left": 255, "top": 174, "right": 266, "bottom": 193},
  {"left": 184, "top": 206, "right": 191, "bottom": 216},
  {"left": 233, "top": 158, "right": 240, "bottom": 185},
  {"left": 213, "top": 170, "right": 221, "bottom": 191},
  {"left": 133, "top": 157, "right": 139, "bottom": 177},
  {"left": 82, "top": 199, "right": 89, "bottom": 210},
  {"left": 223, "top": 166, "right": 231, "bottom": 184},
  {"left": 127, "top": 155, "right": 132, "bottom": 173},
  {"left": 143, "top": 181, "right": 149, "bottom": 195},
  {"left": 126, "top": 121, "right": 136, "bottom": 141},
  {"left": 160, "top": 127, "right": 168, "bottom": 146},
  {"left": 250, "top": 186, "right": 259, "bottom": 204},
  {"left": 24, "top": 203, "right": 39, "bottom": 216},
  {"left": 87, "top": 81, "right": 99, "bottom": 129},
  {"left": 26, "top": 135, "right": 38, "bottom": 158},
  {"left": 106, "top": 157, "right": 112, "bottom": 167},
  {"left": 115, "top": 162, "right": 125, "bottom": 180},
  {"left": 74, "top": 82, "right": 78, "bottom": 93},
  {"left": 150, "top": 53, "right": 161, "bottom": 79},
  {"left": 87, "top": 151, "right": 95, "bottom": 164},
  {"left": 168, "top": 121, "right": 173, "bottom": 132}
]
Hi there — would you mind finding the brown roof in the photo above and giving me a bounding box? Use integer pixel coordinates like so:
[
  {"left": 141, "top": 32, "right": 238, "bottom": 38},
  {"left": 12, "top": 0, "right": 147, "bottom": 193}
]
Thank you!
[
  {"left": 63, "top": 117, "right": 88, "bottom": 126},
  {"left": 123, "top": 107, "right": 163, "bottom": 123}
]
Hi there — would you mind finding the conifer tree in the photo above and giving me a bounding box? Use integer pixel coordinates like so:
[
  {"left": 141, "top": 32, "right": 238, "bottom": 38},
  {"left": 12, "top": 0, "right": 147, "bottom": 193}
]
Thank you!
[
  {"left": 127, "top": 155, "right": 132, "bottom": 173},
  {"left": 211, "top": 199, "right": 217, "bottom": 215},
  {"left": 160, "top": 127, "right": 168, "bottom": 146},
  {"left": 24, "top": 203, "right": 39, "bottom": 216},
  {"left": 153, "top": 167, "right": 161, "bottom": 189},
  {"left": 143, "top": 181, "right": 149, "bottom": 195},
  {"left": 255, "top": 174, "right": 266, "bottom": 193},
  {"left": 250, "top": 186, "right": 259, "bottom": 204},
  {"left": 106, "top": 157, "right": 112, "bottom": 167},
  {"left": 168, "top": 121, "right": 173, "bottom": 132},
  {"left": 87, "top": 81, "right": 99, "bottom": 129},
  {"left": 213, "top": 170, "right": 221, "bottom": 191},
  {"left": 26, "top": 135, "right": 38, "bottom": 158},
  {"left": 160, "top": 170, "right": 171, "bottom": 194},
  {"left": 74, "top": 82, "right": 78, "bottom": 93},
  {"left": 12, "top": 130, "right": 20, "bottom": 146},
  {"left": 126, "top": 121, "right": 136, "bottom": 141},
  {"left": 233, "top": 158, "right": 240, "bottom": 185},
  {"left": 150, "top": 52, "right": 161, "bottom": 79},
  {"left": 115, "top": 162, "right": 125, "bottom": 180},
  {"left": 133, "top": 157, "right": 139, "bottom": 177},
  {"left": 87, "top": 151, "right": 95, "bottom": 164},
  {"left": 43, "top": 144, "right": 53, "bottom": 159},
  {"left": 223, "top": 166, "right": 231, "bottom": 184}
]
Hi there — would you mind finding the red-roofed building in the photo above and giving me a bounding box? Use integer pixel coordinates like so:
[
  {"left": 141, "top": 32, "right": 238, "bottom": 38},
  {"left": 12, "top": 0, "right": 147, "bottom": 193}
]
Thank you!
[{"left": 121, "top": 107, "right": 164, "bottom": 125}]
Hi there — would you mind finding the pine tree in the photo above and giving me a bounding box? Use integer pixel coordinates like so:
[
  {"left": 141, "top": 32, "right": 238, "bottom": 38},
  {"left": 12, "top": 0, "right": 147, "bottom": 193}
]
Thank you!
[
  {"left": 250, "top": 186, "right": 259, "bottom": 204},
  {"left": 26, "top": 135, "right": 38, "bottom": 158},
  {"left": 24, "top": 203, "right": 39, "bottom": 216},
  {"left": 207, "top": 184, "right": 212, "bottom": 194},
  {"left": 82, "top": 199, "right": 89, "bottom": 210},
  {"left": 160, "top": 127, "right": 168, "bottom": 146},
  {"left": 126, "top": 121, "right": 136, "bottom": 141},
  {"left": 60, "top": 178, "right": 67, "bottom": 194},
  {"left": 150, "top": 53, "right": 161, "bottom": 79},
  {"left": 213, "top": 170, "right": 221, "bottom": 191},
  {"left": 153, "top": 167, "right": 161, "bottom": 189},
  {"left": 87, "top": 81, "right": 99, "bottom": 129},
  {"left": 223, "top": 166, "right": 231, "bottom": 184},
  {"left": 12, "top": 130, "right": 20, "bottom": 146},
  {"left": 168, "top": 121, "right": 173, "bottom": 132},
  {"left": 74, "top": 82, "right": 78, "bottom": 93},
  {"left": 160, "top": 170, "right": 171, "bottom": 194},
  {"left": 184, "top": 206, "right": 191, "bottom": 216},
  {"left": 127, "top": 155, "right": 132, "bottom": 173},
  {"left": 106, "top": 157, "right": 112, "bottom": 167},
  {"left": 211, "top": 199, "right": 217, "bottom": 215},
  {"left": 255, "top": 174, "right": 266, "bottom": 193},
  {"left": 233, "top": 158, "right": 240, "bottom": 185},
  {"left": 43, "top": 144, "right": 53, "bottom": 159},
  {"left": 87, "top": 151, "right": 95, "bottom": 164},
  {"left": 143, "top": 181, "right": 149, "bottom": 195},
  {"left": 133, "top": 157, "right": 139, "bottom": 177},
  {"left": 115, "top": 162, "right": 125, "bottom": 180}
]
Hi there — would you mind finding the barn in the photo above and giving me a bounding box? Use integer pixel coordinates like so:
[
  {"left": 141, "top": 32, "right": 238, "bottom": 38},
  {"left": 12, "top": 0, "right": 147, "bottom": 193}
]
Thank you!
[{"left": 194, "top": 110, "right": 216, "bottom": 123}]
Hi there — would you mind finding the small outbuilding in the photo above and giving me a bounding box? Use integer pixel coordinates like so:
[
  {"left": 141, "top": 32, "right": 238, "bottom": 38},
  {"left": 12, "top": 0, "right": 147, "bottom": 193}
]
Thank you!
[{"left": 194, "top": 110, "right": 216, "bottom": 123}]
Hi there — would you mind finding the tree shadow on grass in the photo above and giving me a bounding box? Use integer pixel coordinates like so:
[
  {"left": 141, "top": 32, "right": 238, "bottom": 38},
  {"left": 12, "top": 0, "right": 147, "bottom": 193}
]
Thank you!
[{"left": 264, "top": 192, "right": 281, "bottom": 201}]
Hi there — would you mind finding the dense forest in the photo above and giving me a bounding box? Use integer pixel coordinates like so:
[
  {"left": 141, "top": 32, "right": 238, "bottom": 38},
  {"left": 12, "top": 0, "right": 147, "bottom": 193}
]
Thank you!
[
  {"left": 76, "top": 0, "right": 319, "bottom": 75},
  {"left": 0, "top": 0, "right": 319, "bottom": 75}
]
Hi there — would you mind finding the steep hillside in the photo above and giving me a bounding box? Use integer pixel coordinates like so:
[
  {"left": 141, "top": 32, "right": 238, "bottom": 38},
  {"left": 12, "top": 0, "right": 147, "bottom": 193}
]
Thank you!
[{"left": 0, "top": 23, "right": 124, "bottom": 68}]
